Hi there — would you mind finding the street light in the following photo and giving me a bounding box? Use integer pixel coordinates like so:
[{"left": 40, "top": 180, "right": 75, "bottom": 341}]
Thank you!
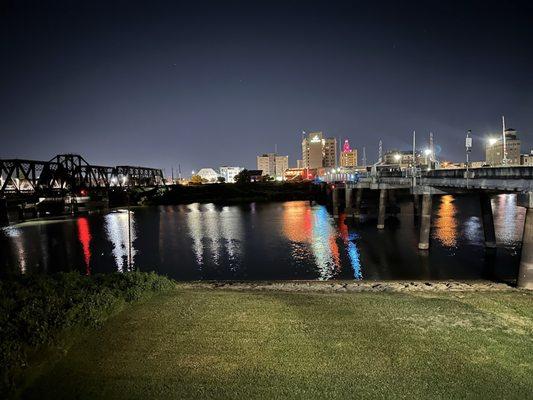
[
  {"left": 488, "top": 137, "right": 498, "bottom": 146},
  {"left": 393, "top": 153, "right": 401, "bottom": 162}
]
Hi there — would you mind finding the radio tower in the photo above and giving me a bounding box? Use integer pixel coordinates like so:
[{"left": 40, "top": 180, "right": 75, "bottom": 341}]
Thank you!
[
  {"left": 362, "top": 146, "right": 367, "bottom": 166},
  {"left": 378, "top": 139, "right": 383, "bottom": 164}
]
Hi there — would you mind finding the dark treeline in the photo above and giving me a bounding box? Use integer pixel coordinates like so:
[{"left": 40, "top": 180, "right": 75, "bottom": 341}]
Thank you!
[{"left": 150, "top": 182, "right": 316, "bottom": 205}]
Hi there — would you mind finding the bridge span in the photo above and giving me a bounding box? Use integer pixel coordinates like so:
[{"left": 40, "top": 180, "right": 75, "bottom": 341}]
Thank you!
[
  {"left": 324, "top": 166, "right": 533, "bottom": 289},
  {"left": 0, "top": 154, "right": 164, "bottom": 223}
]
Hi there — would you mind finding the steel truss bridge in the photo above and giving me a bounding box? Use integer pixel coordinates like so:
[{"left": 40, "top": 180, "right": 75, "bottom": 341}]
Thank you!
[{"left": 0, "top": 154, "right": 164, "bottom": 197}]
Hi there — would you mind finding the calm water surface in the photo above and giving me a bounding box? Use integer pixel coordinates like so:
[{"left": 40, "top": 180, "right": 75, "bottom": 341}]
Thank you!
[{"left": 0, "top": 195, "right": 525, "bottom": 281}]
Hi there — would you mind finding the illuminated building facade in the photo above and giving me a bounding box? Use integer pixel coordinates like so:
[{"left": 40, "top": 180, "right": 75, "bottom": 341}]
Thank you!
[
  {"left": 257, "top": 153, "right": 289, "bottom": 178},
  {"left": 301, "top": 131, "right": 337, "bottom": 169},
  {"left": 340, "top": 139, "right": 357, "bottom": 167},
  {"left": 485, "top": 128, "right": 521, "bottom": 166},
  {"left": 219, "top": 166, "right": 244, "bottom": 183},
  {"left": 197, "top": 168, "right": 220, "bottom": 183}
]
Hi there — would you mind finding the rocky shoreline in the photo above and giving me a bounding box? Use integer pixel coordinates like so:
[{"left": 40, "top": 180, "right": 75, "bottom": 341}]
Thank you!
[{"left": 176, "top": 280, "right": 516, "bottom": 293}]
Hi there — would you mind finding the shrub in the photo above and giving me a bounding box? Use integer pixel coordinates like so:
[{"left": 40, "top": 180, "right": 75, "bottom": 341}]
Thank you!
[{"left": 0, "top": 271, "right": 175, "bottom": 396}]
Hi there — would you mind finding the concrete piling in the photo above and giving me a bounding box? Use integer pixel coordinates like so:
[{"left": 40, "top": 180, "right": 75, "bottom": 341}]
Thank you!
[
  {"left": 479, "top": 193, "right": 496, "bottom": 248},
  {"left": 377, "top": 188, "right": 387, "bottom": 229},
  {"left": 345, "top": 186, "right": 353, "bottom": 217},
  {"left": 418, "top": 193, "right": 432, "bottom": 250},
  {"left": 332, "top": 187, "right": 340, "bottom": 218},
  {"left": 518, "top": 195, "right": 533, "bottom": 289},
  {"left": 354, "top": 188, "right": 363, "bottom": 216}
]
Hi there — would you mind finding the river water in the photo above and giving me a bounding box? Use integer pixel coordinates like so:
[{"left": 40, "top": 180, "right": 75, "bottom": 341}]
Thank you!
[{"left": 0, "top": 195, "right": 525, "bottom": 281}]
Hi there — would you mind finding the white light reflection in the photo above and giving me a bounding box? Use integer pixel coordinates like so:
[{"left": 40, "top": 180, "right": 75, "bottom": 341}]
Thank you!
[
  {"left": 493, "top": 194, "right": 525, "bottom": 246},
  {"left": 220, "top": 206, "right": 243, "bottom": 270},
  {"left": 3, "top": 226, "right": 27, "bottom": 273},
  {"left": 311, "top": 207, "right": 339, "bottom": 280},
  {"left": 186, "top": 203, "right": 204, "bottom": 266},
  {"left": 185, "top": 203, "right": 244, "bottom": 270},
  {"left": 104, "top": 211, "right": 137, "bottom": 272}
]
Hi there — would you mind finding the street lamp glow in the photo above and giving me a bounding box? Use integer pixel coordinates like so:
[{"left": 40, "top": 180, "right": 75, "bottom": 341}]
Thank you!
[
  {"left": 393, "top": 154, "right": 401, "bottom": 162},
  {"left": 424, "top": 148, "right": 432, "bottom": 156},
  {"left": 488, "top": 137, "right": 498, "bottom": 146}
]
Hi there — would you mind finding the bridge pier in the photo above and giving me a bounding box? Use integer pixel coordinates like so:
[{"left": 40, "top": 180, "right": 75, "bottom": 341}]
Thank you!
[
  {"left": 345, "top": 186, "right": 353, "bottom": 218},
  {"left": 377, "top": 189, "right": 387, "bottom": 229},
  {"left": 518, "top": 193, "right": 533, "bottom": 289},
  {"left": 479, "top": 193, "right": 496, "bottom": 248},
  {"left": 418, "top": 193, "right": 432, "bottom": 250},
  {"left": 332, "top": 187, "right": 340, "bottom": 218},
  {"left": 354, "top": 188, "right": 363, "bottom": 217},
  {"left": 413, "top": 194, "right": 421, "bottom": 218}
]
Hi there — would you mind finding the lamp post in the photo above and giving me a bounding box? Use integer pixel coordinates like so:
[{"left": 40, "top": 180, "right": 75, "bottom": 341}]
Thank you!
[{"left": 466, "top": 130, "right": 472, "bottom": 188}]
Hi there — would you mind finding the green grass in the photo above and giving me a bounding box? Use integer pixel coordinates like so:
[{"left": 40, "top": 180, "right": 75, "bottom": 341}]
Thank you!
[
  {"left": 0, "top": 272, "right": 175, "bottom": 396},
  {"left": 18, "top": 288, "right": 533, "bottom": 399}
]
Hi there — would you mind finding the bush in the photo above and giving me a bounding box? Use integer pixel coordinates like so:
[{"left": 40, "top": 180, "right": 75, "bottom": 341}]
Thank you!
[{"left": 0, "top": 271, "right": 175, "bottom": 395}]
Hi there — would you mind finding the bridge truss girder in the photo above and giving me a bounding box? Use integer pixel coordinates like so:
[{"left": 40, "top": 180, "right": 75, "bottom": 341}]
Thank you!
[{"left": 0, "top": 154, "right": 164, "bottom": 197}]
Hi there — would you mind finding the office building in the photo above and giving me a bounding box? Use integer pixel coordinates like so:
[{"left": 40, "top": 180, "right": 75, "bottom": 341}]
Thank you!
[
  {"left": 257, "top": 153, "right": 289, "bottom": 178},
  {"left": 340, "top": 139, "right": 357, "bottom": 167},
  {"left": 301, "top": 131, "right": 337, "bottom": 169},
  {"left": 486, "top": 128, "right": 521, "bottom": 166}
]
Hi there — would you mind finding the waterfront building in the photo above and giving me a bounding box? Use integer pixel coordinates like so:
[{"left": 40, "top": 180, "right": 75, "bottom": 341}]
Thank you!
[
  {"left": 383, "top": 150, "right": 422, "bottom": 168},
  {"left": 257, "top": 153, "right": 289, "bottom": 178},
  {"left": 284, "top": 167, "right": 318, "bottom": 181},
  {"left": 340, "top": 139, "right": 357, "bottom": 167},
  {"left": 301, "top": 131, "right": 337, "bottom": 169},
  {"left": 219, "top": 166, "right": 244, "bottom": 183},
  {"left": 485, "top": 128, "right": 521, "bottom": 166},
  {"left": 521, "top": 150, "right": 533, "bottom": 166},
  {"left": 196, "top": 168, "right": 220, "bottom": 183}
]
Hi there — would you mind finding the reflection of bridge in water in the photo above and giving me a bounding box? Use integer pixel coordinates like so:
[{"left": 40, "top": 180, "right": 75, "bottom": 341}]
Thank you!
[
  {"left": 324, "top": 166, "right": 533, "bottom": 289},
  {"left": 0, "top": 154, "right": 164, "bottom": 223}
]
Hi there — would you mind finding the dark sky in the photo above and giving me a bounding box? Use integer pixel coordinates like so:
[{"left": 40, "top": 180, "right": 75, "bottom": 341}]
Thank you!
[{"left": 2, "top": 0, "right": 533, "bottom": 175}]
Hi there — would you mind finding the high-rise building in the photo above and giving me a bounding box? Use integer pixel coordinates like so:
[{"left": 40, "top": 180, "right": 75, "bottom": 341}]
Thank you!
[
  {"left": 485, "top": 128, "right": 521, "bottom": 166},
  {"left": 219, "top": 166, "right": 244, "bottom": 183},
  {"left": 301, "top": 131, "right": 337, "bottom": 169},
  {"left": 257, "top": 153, "right": 276, "bottom": 176},
  {"left": 275, "top": 155, "right": 289, "bottom": 178},
  {"left": 257, "top": 153, "right": 289, "bottom": 178},
  {"left": 340, "top": 139, "right": 357, "bottom": 167}
]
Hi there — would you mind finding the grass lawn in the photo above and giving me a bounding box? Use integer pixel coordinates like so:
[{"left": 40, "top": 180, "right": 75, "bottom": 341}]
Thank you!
[{"left": 22, "top": 288, "right": 533, "bottom": 399}]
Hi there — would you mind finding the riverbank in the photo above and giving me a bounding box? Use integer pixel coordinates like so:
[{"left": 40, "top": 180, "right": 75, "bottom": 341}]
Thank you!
[{"left": 11, "top": 281, "right": 533, "bottom": 399}]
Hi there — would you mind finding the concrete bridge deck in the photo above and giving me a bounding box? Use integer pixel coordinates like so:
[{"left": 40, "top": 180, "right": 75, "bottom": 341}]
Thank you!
[{"left": 323, "top": 166, "right": 533, "bottom": 289}]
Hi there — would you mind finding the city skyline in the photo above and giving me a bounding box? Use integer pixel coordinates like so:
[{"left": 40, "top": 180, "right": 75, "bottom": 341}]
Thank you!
[{"left": 2, "top": 1, "right": 533, "bottom": 174}]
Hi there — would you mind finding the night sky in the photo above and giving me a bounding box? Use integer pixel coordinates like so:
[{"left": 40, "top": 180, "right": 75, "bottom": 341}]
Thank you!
[{"left": 2, "top": 0, "right": 533, "bottom": 175}]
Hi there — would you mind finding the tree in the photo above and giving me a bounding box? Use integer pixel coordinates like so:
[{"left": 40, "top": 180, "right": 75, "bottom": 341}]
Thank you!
[
  {"left": 234, "top": 169, "right": 252, "bottom": 184},
  {"left": 217, "top": 176, "right": 226, "bottom": 184},
  {"left": 189, "top": 174, "right": 203, "bottom": 185}
]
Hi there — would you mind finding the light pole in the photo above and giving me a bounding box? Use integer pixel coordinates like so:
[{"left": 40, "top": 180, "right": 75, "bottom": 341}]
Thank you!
[{"left": 466, "top": 130, "right": 472, "bottom": 188}]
